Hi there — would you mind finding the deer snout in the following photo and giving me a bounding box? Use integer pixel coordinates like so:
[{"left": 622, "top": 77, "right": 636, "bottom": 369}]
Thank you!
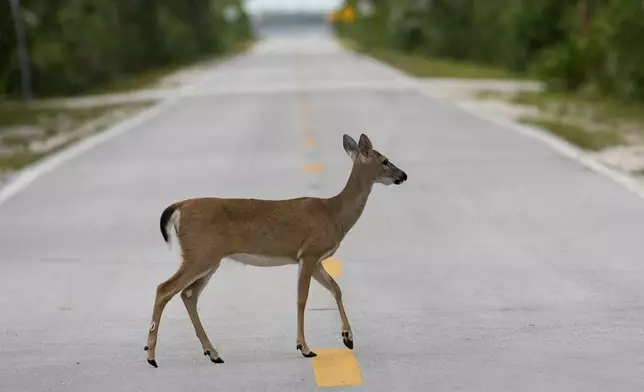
[{"left": 394, "top": 171, "right": 407, "bottom": 184}]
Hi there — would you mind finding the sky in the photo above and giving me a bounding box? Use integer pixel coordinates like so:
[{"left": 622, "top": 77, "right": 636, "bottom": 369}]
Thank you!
[{"left": 245, "top": 0, "right": 343, "bottom": 12}]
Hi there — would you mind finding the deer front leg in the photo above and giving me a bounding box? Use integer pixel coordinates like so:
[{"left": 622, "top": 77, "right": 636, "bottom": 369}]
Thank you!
[
  {"left": 313, "top": 265, "right": 353, "bottom": 349},
  {"left": 296, "top": 257, "right": 316, "bottom": 358}
]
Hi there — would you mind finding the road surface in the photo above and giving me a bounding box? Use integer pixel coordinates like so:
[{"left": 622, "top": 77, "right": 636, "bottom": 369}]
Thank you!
[{"left": 2, "top": 30, "right": 644, "bottom": 392}]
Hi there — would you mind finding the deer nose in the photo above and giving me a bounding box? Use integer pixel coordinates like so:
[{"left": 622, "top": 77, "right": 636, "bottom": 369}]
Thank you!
[{"left": 400, "top": 172, "right": 407, "bottom": 181}]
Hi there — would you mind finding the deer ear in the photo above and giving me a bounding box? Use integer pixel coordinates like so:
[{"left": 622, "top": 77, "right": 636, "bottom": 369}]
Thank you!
[
  {"left": 343, "top": 134, "right": 359, "bottom": 160},
  {"left": 358, "top": 133, "right": 373, "bottom": 156}
]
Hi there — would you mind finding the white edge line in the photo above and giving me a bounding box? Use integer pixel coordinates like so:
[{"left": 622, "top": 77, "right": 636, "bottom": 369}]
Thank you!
[{"left": 353, "top": 48, "right": 644, "bottom": 201}]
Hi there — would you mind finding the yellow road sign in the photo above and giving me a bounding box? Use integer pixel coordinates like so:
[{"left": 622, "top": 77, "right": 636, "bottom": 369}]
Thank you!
[{"left": 341, "top": 6, "right": 356, "bottom": 22}]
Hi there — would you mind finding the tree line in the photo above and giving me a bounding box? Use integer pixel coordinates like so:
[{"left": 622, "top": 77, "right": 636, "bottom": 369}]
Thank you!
[
  {"left": 334, "top": 0, "right": 644, "bottom": 102},
  {"left": 0, "top": 0, "right": 252, "bottom": 99}
]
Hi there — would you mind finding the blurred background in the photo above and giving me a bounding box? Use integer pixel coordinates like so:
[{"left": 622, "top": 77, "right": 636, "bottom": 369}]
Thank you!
[
  {"left": 2, "top": 0, "right": 644, "bottom": 182},
  {"left": 3, "top": 0, "right": 644, "bottom": 99}
]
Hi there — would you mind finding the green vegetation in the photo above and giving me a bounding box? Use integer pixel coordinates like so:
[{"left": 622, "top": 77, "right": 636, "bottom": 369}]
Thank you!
[
  {"left": 0, "top": 1, "right": 253, "bottom": 99},
  {"left": 349, "top": 43, "right": 521, "bottom": 79},
  {"left": 521, "top": 117, "right": 621, "bottom": 151},
  {"left": 332, "top": 0, "right": 644, "bottom": 103}
]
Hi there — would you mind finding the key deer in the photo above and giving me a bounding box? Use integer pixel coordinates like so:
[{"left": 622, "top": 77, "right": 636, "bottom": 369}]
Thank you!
[{"left": 144, "top": 133, "right": 407, "bottom": 367}]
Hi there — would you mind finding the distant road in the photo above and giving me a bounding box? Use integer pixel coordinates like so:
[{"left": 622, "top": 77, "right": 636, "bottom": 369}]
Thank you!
[{"left": 1, "top": 29, "right": 644, "bottom": 392}]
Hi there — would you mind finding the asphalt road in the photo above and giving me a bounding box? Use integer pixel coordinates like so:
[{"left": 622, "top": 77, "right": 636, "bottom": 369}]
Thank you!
[{"left": 2, "top": 30, "right": 644, "bottom": 391}]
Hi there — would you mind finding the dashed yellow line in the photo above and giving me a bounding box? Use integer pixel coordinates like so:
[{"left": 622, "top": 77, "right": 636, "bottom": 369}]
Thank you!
[
  {"left": 322, "top": 258, "right": 343, "bottom": 277},
  {"left": 311, "top": 348, "right": 363, "bottom": 387},
  {"left": 303, "top": 163, "right": 323, "bottom": 173},
  {"left": 302, "top": 138, "right": 317, "bottom": 147}
]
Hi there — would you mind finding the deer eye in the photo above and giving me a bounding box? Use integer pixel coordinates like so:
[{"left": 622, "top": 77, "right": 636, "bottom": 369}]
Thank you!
[{"left": 382, "top": 159, "right": 389, "bottom": 166}]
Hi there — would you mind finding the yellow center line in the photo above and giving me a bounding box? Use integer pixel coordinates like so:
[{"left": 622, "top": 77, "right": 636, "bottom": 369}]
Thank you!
[
  {"left": 296, "top": 54, "right": 322, "bottom": 172},
  {"left": 322, "top": 258, "right": 343, "bottom": 277},
  {"left": 303, "top": 163, "right": 323, "bottom": 173},
  {"left": 311, "top": 348, "right": 363, "bottom": 388},
  {"left": 297, "top": 55, "right": 360, "bottom": 388}
]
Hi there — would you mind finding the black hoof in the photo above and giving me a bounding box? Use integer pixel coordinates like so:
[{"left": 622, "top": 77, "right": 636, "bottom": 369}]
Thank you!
[
  {"left": 205, "top": 350, "right": 224, "bottom": 363},
  {"left": 144, "top": 346, "right": 149, "bottom": 351},
  {"left": 147, "top": 359, "right": 158, "bottom": 368},
  {"left": 297, "top": 344, "right": 317, "bottom": 357},
  {"left": 343, "top": 338, "right": 354, "bottom": 350}
]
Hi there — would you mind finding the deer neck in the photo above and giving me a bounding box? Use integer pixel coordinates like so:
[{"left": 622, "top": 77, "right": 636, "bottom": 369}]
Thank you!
[{"left": 329, "top": 163, "right": 374, "bottom": 236}]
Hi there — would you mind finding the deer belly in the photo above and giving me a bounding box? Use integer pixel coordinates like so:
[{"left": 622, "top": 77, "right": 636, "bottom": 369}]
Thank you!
[{"left": 227, "top": 253, "right": 297, "bottom": 267}]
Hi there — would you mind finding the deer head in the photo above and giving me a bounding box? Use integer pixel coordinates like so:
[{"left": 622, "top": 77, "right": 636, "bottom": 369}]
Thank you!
[{"left": 342, "top": 133, "right": 407, "bottom": 185}]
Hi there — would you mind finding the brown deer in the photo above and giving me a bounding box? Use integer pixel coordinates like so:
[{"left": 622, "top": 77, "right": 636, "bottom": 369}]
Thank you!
[{"left": 144, "top": 133, "right": 407, "bottom": 367}]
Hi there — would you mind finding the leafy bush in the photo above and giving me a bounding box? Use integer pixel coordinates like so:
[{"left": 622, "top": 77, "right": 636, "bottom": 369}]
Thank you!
[
  {"left": 0, "top": 0, "right": 252, "bottom": 98},
  {"left": 334, "top": 0, "right": 644, "bottom": 102}
]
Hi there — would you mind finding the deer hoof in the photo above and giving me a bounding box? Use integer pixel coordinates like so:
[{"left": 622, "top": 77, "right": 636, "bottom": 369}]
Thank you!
[
  {"left": 297, "top": 344, "right": 317, "bottom": 357},
  {"left": 343, "top": 337, "right": 354, "bottom": 350},
  {"left": 302, "top": 350, "right": 317, "bottom": 358},
  {"left": 342, "top": 331, "right": 354, "bottom": 349},
  {"left": 147, "top": 359, "right": 158, "bottom": 368},
  {"left": 204, "top": 350, "right": 224, "bottom": 363}
]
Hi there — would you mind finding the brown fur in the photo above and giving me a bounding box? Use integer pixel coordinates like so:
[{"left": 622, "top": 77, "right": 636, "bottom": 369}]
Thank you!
[{"left": 144, "top": 133, "right": 407, "bottom": 367}]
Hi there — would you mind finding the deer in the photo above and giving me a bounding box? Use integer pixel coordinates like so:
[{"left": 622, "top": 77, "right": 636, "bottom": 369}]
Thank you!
[{"left": 144, "top": 133, "right": 407, "bottom": 367}]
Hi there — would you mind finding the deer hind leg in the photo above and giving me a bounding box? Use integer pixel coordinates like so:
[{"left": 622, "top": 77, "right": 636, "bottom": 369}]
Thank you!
[
  {"left": 313, "top": 265, "right": 353, "bottom": 349},
  {"left": 144, "top": 261, "right": 213, "bottom": 368},
  {"left": 296, "top": 257, "right": 317, "bottom": 358},
  {"left": 181, "top": 260, "right": 223, "bottom": 363}
]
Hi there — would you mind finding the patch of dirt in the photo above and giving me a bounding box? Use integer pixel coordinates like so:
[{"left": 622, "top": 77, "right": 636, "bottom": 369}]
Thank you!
[{"left": 590, "top": 145, "right": 644, "bottom": 176}]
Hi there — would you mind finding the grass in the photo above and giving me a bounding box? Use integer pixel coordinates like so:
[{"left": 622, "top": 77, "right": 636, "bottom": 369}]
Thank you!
[
  {"left": 521, "top": 117, "right": 622, "bottom": 151},
  {"left": 366, "top": 48, "right": 521, "bottom": 79},
  {"left": 513, "top": 91, "right": 644, "bottom": 125},
  {"left": 0, "top": 105, "right": 119, "bottom": 135},
  {"left": 0, "top": 101, "right": 153, "bottom": 171},
  {"left": 474, "top": 90, "right": 508, "bottom": 100},
  {"left": 338, "top": 38, "right": 525, "bottom": 80}
]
